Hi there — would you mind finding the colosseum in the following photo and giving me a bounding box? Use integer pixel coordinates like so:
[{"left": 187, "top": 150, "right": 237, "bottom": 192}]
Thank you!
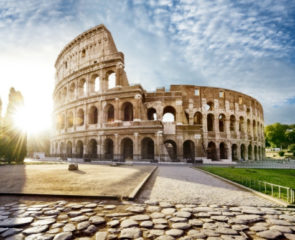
[{"left": 50, "top": 24, "right": 265, "bottom": 163}]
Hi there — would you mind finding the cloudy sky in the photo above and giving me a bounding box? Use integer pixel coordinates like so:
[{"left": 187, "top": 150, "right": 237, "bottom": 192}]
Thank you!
[{"left": 0, "top": 0, "right": 294, "bottom": 130}]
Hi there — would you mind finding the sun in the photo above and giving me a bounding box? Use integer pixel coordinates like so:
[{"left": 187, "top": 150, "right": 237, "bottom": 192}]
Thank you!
[{"left": 12, "top": 105, "right": 49, "bottom": 135}]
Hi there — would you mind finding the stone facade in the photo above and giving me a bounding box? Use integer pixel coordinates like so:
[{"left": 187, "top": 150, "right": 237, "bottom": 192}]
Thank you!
[{"left": 50, "top": 24, "right": 265, "bottom": 163}]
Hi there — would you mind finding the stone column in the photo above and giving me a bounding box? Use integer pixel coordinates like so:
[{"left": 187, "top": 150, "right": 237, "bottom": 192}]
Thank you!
[
  {"left": 114, "top": 134, "right": 119, "bottom": 161},
  {"left": 214, "top": 114, "right": 219, "bottom": 138},
  {"left": 176, "top": 100, "right": 183, "bottom": 125},
  {"left": 134, "top": 95, "right": 142, "bottom": 121},
  {"left": 115, "top": 98, "right": 120, "bottom": 122},
  {"left": 237, "top": 144, "right": 241, "bottom": 161},
  {"left": 134, "top": 132, "right": 139, "bottom": 161},
  {"left": 245, "top": 145, "right": 248, "bottom": 161},
  {"left": 97, "top": 134, "right": 102, "bottom": 160},
  {"left": 225, "top": 117, "right": 230, "bottom": 139},
  {"left": 227, "top": 142, "right": 232, "bottom": 161},
  {"left": 177, "top": 135, "right": 183, "bottom": 162},
  {"left": 216, "top": 142, "right": 220, "bottom": 160},
  {"left": 155, "top": 132, "right": 161, "bottom": 162}
]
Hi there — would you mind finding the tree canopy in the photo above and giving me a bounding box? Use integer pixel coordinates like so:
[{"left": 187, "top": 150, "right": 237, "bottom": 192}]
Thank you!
[{"left": 265, "top": 122, "right": 295, "bottom": 149}]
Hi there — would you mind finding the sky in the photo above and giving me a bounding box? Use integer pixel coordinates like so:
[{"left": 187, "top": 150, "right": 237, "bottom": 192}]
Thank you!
[{"left": 0, "top": 0, "right": 295, "bottom": 131}]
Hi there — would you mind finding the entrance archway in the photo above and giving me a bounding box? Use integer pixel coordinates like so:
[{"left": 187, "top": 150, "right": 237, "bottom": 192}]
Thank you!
[
  {"left": 183, "top": 140, "right": 195, "bottom": 163},
  {"left": 241, "top": 144, "right": 246, "bottom": 161},
  {"left": 232, "top": 144, "right": 238, "bottom": 161},
  {"left": 76, "top": 140, "right": 83, "bottom": 158},
  {"left": 207, "top": 142, "right": 217, "bottom": 160},
  {"left": 121, "top": 138, "right": 133, "bottom": 161},
  {"left": 220, "top": 142, "right": 227, "bottom": 159},
  {"left": 164, "top": 140, "right": 177, "bottom": 161},
  {"left": 104, "top": 139, "right": 114, "bottom": 160},
  {"left": 141, "top": 137, "right": 154, "bottom": 160}
]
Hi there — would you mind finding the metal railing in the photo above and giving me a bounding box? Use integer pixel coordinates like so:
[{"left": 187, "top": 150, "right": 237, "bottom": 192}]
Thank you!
[
  {"left": 236, "top": 176, "right": 295, "bottom": 203},
  {"left": 259, "top": 180, "right": 295, "bottom": 203}
]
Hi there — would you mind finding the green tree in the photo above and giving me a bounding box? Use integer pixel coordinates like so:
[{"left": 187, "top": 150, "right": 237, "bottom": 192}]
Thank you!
[
  {"left": 2, "top": 88, "right": 27, "bottom": 163},
  {"left": 286, "top": 129, "right": 295, "bottom": 145},
  {"left": 265, "top": 123, "right": 288, "bottom": 148}
]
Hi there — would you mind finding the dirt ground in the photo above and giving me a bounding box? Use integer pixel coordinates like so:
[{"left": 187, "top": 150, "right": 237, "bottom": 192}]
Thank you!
[{"left": 0, "top": 164, "right": 155, "bottom": 197}]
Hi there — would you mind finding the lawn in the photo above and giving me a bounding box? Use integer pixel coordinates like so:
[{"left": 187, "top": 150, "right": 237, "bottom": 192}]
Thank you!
[
  {"left": 0, "top": 164, "right": 155, "bottom": 198},
  {"left": 199, "top": 167, "right": 295, "bottom": 202}
]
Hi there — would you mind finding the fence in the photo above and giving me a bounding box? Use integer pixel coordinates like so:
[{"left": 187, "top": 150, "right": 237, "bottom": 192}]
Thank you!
[{"left": 236, "top": 177, "right": 295, "bottom": 203}]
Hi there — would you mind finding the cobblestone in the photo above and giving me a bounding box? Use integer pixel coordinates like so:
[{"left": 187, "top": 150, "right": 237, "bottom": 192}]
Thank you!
[{"left": 0, "top": 199, "right": 294, "bottom": 239}]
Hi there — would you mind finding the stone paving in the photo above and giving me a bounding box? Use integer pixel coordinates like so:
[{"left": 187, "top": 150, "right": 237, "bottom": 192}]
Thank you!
[
  {"left": 138, "top": 167, "right": 275, "bottom": 206},
  {"left": 0, "top": 199, "right": 295, "bottom": 240}
]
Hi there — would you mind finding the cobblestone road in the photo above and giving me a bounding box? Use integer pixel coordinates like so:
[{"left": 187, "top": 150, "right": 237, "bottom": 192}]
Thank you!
[
  {"left": 0, "top": 199, "right": 295, "bottom": 239},
  {"left": 138, "top": 166, "right": 275, "bottom": 206}
]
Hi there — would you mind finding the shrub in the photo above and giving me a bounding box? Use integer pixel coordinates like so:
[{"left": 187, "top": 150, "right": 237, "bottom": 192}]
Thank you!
[
  {"left": 288, "top": 144, "right": 295, "bottom": 152},
  {"left": 278, "top": 151, "right": 285, "bottom": 157}
]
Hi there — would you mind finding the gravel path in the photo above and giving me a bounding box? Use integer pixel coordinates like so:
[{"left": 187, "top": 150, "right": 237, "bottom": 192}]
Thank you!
[{"left": 138, "top": 166, "right": 275, "bottom": 206}]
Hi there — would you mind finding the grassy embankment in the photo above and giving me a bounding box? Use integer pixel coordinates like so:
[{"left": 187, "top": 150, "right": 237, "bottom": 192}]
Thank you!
[{"left": 199, "top": 167, "right": 295, "bottom": 202}]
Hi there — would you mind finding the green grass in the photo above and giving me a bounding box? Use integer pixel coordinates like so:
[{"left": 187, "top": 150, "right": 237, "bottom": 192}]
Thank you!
[{"left": 199, "top": 167, "right": 295, "bottom": 202}]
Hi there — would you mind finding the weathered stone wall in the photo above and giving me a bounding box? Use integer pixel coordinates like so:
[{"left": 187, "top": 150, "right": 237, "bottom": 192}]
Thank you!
[{"left": 50, "top": 24, "right": 265, "bottom": 162}]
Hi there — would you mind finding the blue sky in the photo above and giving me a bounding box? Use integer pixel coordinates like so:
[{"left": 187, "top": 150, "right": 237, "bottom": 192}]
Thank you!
[{"left": 0, "top": 0, "right": 295, "bottom": 128}]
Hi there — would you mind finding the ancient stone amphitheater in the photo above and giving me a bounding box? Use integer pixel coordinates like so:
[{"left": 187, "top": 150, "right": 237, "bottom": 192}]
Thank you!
[{"left": 50, "top": 24, "right": 265, "bottom": 163}]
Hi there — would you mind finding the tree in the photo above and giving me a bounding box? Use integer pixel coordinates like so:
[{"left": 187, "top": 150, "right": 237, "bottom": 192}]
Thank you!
[
  {"left": 265, "top": 123, "right": 288, "bottom": 148},
  {"left": 2, "top": 88, "right": 27, "bottom": 163},
  {"left": 286, "top": 129, "right": 295, "bottom": 145}
]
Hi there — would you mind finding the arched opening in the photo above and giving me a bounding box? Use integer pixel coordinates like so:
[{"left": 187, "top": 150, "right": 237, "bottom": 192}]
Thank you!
[
  {"left": 67, "top": 112, "right": 73, "bottom": 128},
  {"left": 206, "top": 101, "right": 214, "bottom": 111},
  {"left": 60, "top": 114, "right": 65, "bottom": 129},
  {"left": 63, "top": 87, "right": 67, "bottom": 101},
  {"left": 66, "top": 141, "right": 72, "bottom": 157},
  {"left": 230, "top": 115, "right": 236, "bottom": 131},
  {"left": 55, "top": 142, "right": 58, "bottom": 154},
  {"left": 122, "top": 102, "right": 133, "bottom": 121},
  {"left": 220, "top": 142, "right": 227, "bottom": 159},
  {"left": 77, "top": 109, "right": 84, "bottom": 126},
  {"left": 108, "top": 72, "right": 116, "bottom": 89},
  {"left": 105, "top": 104, "right": 114, "bottom": 122},
  {"left": 207, "top": 114, "right": 214, "bottom": 131},
  {"left": 193, "top": 112, "right": 202, "bottom": 125},
  {"left": 104, "top": 138, "right": 114, "bottom": 160},
  {"left": 88, "top": 139, "right": 97, "bottom": 158},
  {"left": 253, "top": 120, "right": 257, "bottom": 137},
  {"left": 78, "top": 79, "right": 87, "bottom": 97},
  {"left": 89, "top": 106, "right": 98, "bottom": 124},
  {"left": 248, "top": 145, "right": 252, "bottom": 160},
  {"left": 241, "top": 144, "right": 246, "bottom": 160},
  {"left": 207, "top": 142, "right": 217, "bottom": 160},
  {"left": 254, "top": 145, "right": 258, "bottom": 160},
  {"left": 121, "top": 138, "right": 133, "bottom": 161},
  {"left": 239, "top": 116, "right": 244, "bottom": 132},
  {"left": 162, "top": 106, "right": 176, "bottom": 122},
  {"left": 247, "top": 119, "right": 251, "bottom": 135},
  {"left": 147, "top": 108, "right": 157, "bottom": 120},
  {"left": 185, "top": 112, "right": 189, "bottom": 124},
  {"left": 60, "top": 142, "right": 65, "bottom": 155},
  {"left": 219, "top": 114, "right": 225, "bottom": 132},
  {"left": 164, "top": 140, "right": 177, "bottom": 161},
  {"left": 141, "top": 137, "right": 154, "bottom": 160},
  {"left": 183, "top": 140, "right": 195, "bottom": 163},
  {"left": 95, "top": 76, "right": 100, "bottom": 92},
  {"left": 232, "top": 144, "right": 238, "bottom": 161},
  {"left": 258, "top": 146, "right": 261, "bottom": 160},
  {"left": 69, "top": 82, "right": 75, "bottom": 99},
  {"left": 76, "top": 140, "right": 84, "bottom": 158}
]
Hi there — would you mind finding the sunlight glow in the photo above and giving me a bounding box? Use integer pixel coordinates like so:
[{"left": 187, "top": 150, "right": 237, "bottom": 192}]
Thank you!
[{"left": 12, "top": 105, "right": 50, "bottom": 134}]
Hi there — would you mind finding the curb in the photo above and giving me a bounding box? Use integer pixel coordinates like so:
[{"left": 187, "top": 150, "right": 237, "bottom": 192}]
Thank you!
[
  {"left": 194, "top": 167, "right": 290, "bottom": 207},
  {"left": 126, "top": 166, "right": 158, "bottom": 200},
  {"left": 0, "top": 192, "right": 120, "bottom": 200}
]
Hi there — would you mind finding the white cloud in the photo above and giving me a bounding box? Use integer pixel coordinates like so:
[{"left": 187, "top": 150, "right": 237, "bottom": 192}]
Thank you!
[{"left": 0, "top": 0, "right": 294, "bottom": 126}]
